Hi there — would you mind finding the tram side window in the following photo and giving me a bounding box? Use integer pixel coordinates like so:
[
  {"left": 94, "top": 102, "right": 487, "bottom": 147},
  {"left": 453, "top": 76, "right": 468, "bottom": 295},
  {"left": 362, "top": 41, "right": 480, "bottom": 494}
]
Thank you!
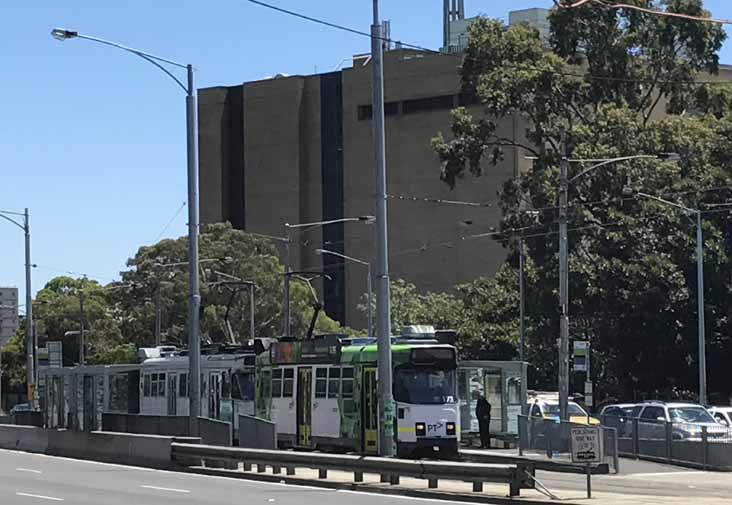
[
  {"left": 272, "top": 368, "right": 283, "bottom": 398},
  {"left": 179, "top": 373, "right": 188, "bottom": 398},
  {"left": 328, "top": 368, "right": 340, "bottom": 398},
  {"left": 315, "top": 368, "right": 327, "bottom": 398},
  {"left": 341, "top": 367, "right": 354, "bottom": 399},
  {"left": 148, "top": 373, "right": 166, "bottom": 397},
  {"left": 143, "top": 374, "right": 151, "bottom": 397},
  {"left": 283, "top": 368, "right": 294, "bottom": 398},
  {"left": 108, "top": 374, "right": 129, "bottom": 411}
]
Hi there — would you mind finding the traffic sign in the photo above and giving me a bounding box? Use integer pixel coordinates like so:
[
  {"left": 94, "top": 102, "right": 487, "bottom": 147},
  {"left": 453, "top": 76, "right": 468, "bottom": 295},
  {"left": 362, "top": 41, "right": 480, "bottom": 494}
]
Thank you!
[{"left": 570, "top": 426, "right": 601, "bottom": 463}]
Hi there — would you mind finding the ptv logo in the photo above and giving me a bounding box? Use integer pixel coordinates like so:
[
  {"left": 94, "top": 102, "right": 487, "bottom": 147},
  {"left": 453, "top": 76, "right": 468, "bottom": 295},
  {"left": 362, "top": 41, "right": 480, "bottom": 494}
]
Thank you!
[{"left": 427, "top": 422, "right": 444, "bottom": 433}]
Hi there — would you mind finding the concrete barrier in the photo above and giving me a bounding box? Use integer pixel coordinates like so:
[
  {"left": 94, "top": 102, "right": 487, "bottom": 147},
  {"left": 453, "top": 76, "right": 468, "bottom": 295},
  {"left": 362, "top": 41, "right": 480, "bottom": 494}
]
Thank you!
[
  {"left": 198, "top": 417, "right": 232, "bottom": 447},
  {"left": 238, "top": 415, "right": 276, "bottom": 449},
  {"left": 0, "top": 424, "right": 50, "bottom": 453},
  {"left": 0, "top": 425, "right": 178, "bottom": 469},
  {"left": 102, "top": 413, "right": 189, "bottom": 437}
]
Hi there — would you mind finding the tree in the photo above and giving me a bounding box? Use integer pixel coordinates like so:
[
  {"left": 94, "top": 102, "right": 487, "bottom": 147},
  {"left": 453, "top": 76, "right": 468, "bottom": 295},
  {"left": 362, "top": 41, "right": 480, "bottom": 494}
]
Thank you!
[{"left": 432, "top": 1, "right": 732, "bottom": 401}]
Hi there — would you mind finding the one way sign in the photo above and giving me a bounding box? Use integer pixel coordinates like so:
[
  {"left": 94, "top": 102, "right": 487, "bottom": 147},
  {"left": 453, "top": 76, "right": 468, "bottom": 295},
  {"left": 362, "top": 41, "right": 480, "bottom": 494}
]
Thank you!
[{"left": 570, "top": 426, "right": 602, "bottom": 464}]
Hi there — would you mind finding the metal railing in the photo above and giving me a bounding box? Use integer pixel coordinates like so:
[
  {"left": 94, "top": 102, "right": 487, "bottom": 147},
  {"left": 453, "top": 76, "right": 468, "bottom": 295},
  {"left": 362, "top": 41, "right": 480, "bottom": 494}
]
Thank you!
[
  {"left": 518, "top": 415, "right": 619, "bottom": 473},
  {"left": 171, "top": 443, "right": 534, "bottom": 496},
  {"left": 601, "top": 414, "right": 732, "bottom": 470}
]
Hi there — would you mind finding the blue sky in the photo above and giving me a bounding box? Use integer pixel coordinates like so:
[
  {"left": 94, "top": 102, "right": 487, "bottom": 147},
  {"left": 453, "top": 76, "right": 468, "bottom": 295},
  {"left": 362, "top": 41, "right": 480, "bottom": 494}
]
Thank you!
[{"left": 2, "top": 0, "right": 732, "bottom": 306}]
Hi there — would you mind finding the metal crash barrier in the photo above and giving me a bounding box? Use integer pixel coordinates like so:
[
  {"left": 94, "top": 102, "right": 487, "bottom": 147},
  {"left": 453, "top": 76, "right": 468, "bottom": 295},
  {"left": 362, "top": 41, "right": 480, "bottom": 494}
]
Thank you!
[{"left": 170, "top": 443, "right": 535, "bottom": 496}]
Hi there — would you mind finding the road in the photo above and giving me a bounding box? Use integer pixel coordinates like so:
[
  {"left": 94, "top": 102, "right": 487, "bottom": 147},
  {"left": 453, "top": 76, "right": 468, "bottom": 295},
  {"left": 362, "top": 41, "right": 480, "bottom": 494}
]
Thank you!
[{"left": 0, "top": 449, "right": 489, "bottom": 505}]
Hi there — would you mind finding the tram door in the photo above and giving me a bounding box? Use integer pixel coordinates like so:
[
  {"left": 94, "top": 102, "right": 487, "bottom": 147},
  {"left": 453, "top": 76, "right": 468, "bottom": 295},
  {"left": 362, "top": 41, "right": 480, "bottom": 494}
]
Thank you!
[
  {"left": 362, "top": 368, "right": 378, "bottom": 454},
  {"left": 297, "top": 367, "right": 313, "bottom": 447},
  {"left": 82, "top": 375, "right": 95, "bottom": 432},
  {"left": 167, "top": 373, "right": 178, "bottom": 416},
  {"left": 209, "top": 373, "right": 222, "bottom": 419}
]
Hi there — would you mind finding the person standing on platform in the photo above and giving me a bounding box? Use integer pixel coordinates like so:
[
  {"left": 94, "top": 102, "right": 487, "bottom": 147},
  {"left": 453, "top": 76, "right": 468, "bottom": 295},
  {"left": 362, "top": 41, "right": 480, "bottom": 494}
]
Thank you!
[{"left": 476, "top": 394, "right": 492, "bottom": 449}]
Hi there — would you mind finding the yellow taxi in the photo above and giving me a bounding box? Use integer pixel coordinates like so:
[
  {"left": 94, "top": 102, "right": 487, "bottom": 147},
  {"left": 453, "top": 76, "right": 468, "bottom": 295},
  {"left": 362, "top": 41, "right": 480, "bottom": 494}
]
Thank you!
[{"left": 528, "top": 395, "right": 601, "bottom": 425}]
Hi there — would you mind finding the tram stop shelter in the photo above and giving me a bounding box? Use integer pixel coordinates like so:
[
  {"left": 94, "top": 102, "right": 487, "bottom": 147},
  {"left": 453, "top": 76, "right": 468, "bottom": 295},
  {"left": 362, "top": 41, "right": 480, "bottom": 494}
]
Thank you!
[{"left": 457, "top": 361, "right": 528, "bottom": 447}]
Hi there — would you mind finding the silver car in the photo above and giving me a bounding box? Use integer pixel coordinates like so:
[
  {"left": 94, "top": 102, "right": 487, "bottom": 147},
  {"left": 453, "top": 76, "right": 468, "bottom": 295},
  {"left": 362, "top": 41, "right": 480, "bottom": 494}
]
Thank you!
[{"left": 637, "top": 402, "right": 728, "bottom": 441}]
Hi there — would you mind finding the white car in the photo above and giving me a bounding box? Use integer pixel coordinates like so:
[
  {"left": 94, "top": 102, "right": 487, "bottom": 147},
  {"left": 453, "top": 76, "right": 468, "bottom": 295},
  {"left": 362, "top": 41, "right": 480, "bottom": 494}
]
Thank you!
[{"left": 709, "top": 407, "right": 732, "bottom": 428}]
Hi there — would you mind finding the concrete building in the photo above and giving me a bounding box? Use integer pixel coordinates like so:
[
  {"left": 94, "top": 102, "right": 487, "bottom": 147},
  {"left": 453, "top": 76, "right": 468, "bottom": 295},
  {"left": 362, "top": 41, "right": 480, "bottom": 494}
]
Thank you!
[{"left": 0, "top": 287, "right": 19, "bottom": 346}]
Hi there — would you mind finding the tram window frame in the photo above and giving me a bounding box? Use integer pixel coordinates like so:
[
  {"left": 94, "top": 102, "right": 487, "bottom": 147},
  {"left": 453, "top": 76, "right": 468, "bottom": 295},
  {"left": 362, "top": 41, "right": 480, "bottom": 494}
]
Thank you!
[
  {"left": 283, "top": 368, "right": 294, "bottom": 398},
  {"left": 143, "top": 374, "right": 151, "bottom": 397},
  {"left": 328, "top": 368, "right": 341, "bottom": 398},
  {"left": 272, "top": 368, "right": 283, "bottom": 398},
  {"left": 341, "top": 367, "right": 354, "bottom": 399},
  {"left": 151, "top": 373, "right": 159, "bottom": 397},
  {"left": 315, "top": 367, "right": 328, "bottom": 398},
  {"left": 222, "top": 372, "right": 231, "bottom": 399},
  {"left": 179, "top": 373, "right": 188, "bottom": 398}
]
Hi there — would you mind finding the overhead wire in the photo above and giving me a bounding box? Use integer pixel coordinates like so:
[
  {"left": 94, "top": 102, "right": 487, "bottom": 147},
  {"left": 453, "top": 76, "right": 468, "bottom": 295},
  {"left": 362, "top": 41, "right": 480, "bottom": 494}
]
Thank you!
[
  {"left": 153, "top": 201, "right": 186, "bottom": 243},
  {"left": 244, "top": 0, "right": 732, "bottom": 88}
]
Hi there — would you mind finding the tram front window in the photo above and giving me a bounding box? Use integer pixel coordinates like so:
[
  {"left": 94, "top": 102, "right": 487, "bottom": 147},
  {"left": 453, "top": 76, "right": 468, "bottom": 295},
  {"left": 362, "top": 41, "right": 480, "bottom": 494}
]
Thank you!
[{"left": 394, "top": 368, "right": 456, "bottom": 404}]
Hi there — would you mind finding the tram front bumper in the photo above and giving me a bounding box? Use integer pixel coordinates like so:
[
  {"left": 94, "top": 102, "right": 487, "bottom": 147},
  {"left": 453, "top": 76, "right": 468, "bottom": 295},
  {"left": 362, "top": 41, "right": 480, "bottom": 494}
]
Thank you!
[{"left": 397, "top": 438, "right": 459, "bottom": 459}]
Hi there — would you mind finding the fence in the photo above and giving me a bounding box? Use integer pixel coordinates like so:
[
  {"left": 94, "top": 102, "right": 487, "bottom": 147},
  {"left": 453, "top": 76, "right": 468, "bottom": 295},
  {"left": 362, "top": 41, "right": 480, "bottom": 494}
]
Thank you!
[
  {"left": 171, "top": 442, "right": 534, "bottom": 496},
  {"left": 518, "top": 415, "right": 619, "bottom": 473},
  {"left": 601, "top": 414, "right": 732, "bottom": 471},
  {"left": 101, "top": 413, "right": 232, "bottom": 447}
]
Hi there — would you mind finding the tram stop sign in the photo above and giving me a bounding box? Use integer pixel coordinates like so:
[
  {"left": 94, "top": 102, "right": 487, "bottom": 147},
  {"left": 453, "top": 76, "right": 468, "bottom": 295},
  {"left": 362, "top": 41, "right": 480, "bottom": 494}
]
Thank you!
[{"left": 570, "top": 426, "right": 602, "bottom": 464}]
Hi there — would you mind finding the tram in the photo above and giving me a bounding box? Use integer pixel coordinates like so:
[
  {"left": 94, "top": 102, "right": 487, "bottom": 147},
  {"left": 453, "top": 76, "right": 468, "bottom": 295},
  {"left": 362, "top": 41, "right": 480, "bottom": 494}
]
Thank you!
[
  {"left": 38, "top": 343, "right": 261, "bottom": 439},
  {"left": 255, "top": 328, "right": 460, "bottom": 457}
]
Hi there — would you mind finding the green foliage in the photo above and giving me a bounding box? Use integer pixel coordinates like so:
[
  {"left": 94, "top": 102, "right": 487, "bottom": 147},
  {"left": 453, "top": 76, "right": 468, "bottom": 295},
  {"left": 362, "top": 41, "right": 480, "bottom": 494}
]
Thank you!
[
  {"left": 1, "top": 329, "right": 28, "bottom": 389},
  {"left": 86, "top": 344, "right": 137, "bottom": 365},
  {"left": 432, "top": 1, "right": 732, "bottom": 401}
]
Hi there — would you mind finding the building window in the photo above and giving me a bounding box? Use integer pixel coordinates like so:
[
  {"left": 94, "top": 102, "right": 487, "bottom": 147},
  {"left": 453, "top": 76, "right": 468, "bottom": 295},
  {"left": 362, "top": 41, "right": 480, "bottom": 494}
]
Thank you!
[
  {"left": 357, "top": 101, "right": 400, "bottom": 121},
  {"left": 402, "top": 94, "right": 455, "bottom": 114}
]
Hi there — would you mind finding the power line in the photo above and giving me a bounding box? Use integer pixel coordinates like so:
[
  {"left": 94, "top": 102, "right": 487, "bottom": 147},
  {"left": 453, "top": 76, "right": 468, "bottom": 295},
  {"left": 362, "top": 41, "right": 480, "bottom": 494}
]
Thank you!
[
  {"left": 153, "top": 201, "right": 186, "bottom": 243},
  {"left": 31, "top": 264, "right": 117, "bottom": 283},
  {"left": 244, "top": 0, "right": 732, "bottom": 88}
]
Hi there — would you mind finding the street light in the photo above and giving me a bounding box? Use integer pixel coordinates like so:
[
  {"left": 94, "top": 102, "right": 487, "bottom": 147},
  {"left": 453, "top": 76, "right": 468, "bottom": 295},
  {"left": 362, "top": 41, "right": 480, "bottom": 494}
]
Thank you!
[
  {"left": 283, "top": 216, "right": 374, "bottom": 337},
  {"left": 52, "top": 28, "right": 202, "bottom": 434},
  {"left": 315, "top": 249, "right": 373, "bottom": 339},
  {"left": 0, "top": 209, "right": 34, "bottom": 408},
  {"left": 555, "top": 146, "right": 673, "bottom": 421},
  {"left": 636, "top": 192, "right": 707, "bottom": 405}
]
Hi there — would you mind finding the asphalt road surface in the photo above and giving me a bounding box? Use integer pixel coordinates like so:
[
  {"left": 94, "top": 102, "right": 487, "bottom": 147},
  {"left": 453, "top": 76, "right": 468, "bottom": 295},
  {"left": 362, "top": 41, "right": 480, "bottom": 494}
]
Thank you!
[{"left": 0, "top": 449, "right": 490, "bottom": 505}]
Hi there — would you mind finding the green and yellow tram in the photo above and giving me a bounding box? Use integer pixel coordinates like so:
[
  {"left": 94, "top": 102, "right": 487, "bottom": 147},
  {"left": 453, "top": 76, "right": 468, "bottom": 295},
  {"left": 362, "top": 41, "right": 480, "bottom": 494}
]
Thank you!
[{"left": 255, "top": 331, "right": 459, "bottom": 457}]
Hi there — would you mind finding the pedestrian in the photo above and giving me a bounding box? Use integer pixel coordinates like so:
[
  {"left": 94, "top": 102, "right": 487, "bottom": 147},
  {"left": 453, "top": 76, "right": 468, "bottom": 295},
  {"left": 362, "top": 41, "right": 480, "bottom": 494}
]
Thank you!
[{"left": 476, "top": 394, "right": 492, "bottom": 449}]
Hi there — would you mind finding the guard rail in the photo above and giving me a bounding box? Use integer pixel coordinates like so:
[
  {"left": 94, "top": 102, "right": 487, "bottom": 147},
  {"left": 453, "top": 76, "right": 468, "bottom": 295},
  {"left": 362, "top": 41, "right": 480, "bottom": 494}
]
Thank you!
[{"left": 171, "top": 443, "right": 534, "bottom": 496}]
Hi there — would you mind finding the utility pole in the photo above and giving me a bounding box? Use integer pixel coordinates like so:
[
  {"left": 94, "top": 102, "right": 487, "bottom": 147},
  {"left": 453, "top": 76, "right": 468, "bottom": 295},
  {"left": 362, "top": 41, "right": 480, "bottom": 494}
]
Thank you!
[
  {"left": 695, "top": 210, "right": 707, "bottom": 406},
  {"left": 78, "top": 290, "right": 85, "bottom": 365},
  {"left": 24, "top": 208, "right": 35, "bottom": 408},
  {"left": 516, "top": 168, "right": 526, "bottom": 363},
  {"left": 372, "top": 0, "right": 394, "bottom": 457},
  {"left": 185, "top": 63, "right": 201, "bottom": 434},
  {"left": 154, "top": 283, "right": 162, "bottom": 346},
  {"left": 249, "top": 283, "right": 256, "bottom": 340},
  {"left": 558, "top": 133, "right": 570, "bottom": 422},
  {"left": 283, "top": 224, "right": 292, "bottom": 337}
]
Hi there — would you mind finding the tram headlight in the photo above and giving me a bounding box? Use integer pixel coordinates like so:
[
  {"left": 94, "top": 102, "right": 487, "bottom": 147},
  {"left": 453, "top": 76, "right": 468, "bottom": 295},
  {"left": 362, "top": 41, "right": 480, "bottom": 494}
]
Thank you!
[
  {"left": 415, "top": 422, "right": 426, "bottom": 436},
  {"left": 446, "top": 422, "right": 456, "bottom": 436}
]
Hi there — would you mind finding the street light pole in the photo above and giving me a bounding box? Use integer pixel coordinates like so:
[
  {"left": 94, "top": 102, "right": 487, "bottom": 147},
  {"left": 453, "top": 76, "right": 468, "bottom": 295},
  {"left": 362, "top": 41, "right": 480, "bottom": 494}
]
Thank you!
[
  {"left": 558, "top": 134, "right": 570, "bottom": 422},
  {"left": 695, "top": 210, "right": 707, "bottom": 406},
  {"left": 371, "top": 0, "right": 394, "bottom": 457},
  {"left": 315, "top": 249, "right": 373, "bottom": 339},
  {"left": 519, "top": 238, "right": 526, "bottom": 362},
  {"left": 51, "top": 28, "right": 200, "bottom": 433},
  {"left": 637, "top": 192, "right": 706, "bottom": 405}
]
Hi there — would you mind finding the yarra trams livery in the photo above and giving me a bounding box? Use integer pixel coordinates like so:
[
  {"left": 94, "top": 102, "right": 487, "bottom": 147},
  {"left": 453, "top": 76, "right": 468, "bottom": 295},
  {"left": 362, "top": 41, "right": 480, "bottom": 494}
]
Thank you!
[{"left": 255, "top": 334, "right": 460, "bottom": 457}]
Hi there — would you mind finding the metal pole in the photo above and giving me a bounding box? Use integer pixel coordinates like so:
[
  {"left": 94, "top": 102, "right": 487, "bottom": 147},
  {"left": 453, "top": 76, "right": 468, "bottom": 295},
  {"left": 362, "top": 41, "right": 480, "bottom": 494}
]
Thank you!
[
  {"left": 283, "top": 225, "right": 291, "bottom": 337},
  {"left": 185, "top": 63, "right": 201, "bottom": 434},
  {"left": 558, "top": 133, "right": 570, "bottom": 422},
  {"left": 367, "top": 263, "right": 373, "bottom": 340},
  {"left": 250, "top": 283, "right": 256, "bottom": 339},
  {"left": 24, "top": 209, "right": 35, "bottom": 408},
  {"left": 154, "top": 283, "right": 162, "bottom": 346},
  {"left": 372, "top": 0, "right": 394, "bottom": 457},
  {"left": 519, "top": 238, "right": 526, "bottom": 362},
  {"left": 79, "top": 291, "right": 85, "bottom": 365},
  {"left": 696, "top": 211, "right": 707, "bottom": 406}
]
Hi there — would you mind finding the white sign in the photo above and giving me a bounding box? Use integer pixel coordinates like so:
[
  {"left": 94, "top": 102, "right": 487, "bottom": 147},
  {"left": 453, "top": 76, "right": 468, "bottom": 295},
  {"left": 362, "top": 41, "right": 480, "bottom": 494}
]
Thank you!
[
  {"left": 571, "top": 426, "right": 602, "bottom": 464},
  {"left": 573, "top": 341, "right": 589, "bottom": 372},
  {"left": 48, "top": 341, "right": 63, "bottom": 368}
]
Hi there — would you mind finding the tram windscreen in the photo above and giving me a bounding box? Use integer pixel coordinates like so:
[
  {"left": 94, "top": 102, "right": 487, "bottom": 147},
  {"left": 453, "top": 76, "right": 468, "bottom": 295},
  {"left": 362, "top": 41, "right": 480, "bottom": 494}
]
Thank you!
[
  {"left": 232, "top": 372, "right": 255, "bottom": 401},
  {"left": 393, "top": 368, "right": 457, "bottom": 404}
]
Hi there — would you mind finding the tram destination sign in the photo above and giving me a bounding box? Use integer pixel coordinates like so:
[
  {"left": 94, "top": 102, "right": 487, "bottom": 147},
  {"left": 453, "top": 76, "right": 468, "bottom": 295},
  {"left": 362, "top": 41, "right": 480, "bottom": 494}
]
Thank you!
[{"left": 570, "top": 426, "right": 602, "bottom": 464}]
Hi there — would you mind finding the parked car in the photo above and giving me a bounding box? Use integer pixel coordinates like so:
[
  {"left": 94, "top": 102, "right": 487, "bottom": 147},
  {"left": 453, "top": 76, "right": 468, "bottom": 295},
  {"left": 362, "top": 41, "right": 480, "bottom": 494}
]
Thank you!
[
  {"left": 636, "top": 401, "right": 728, "bottom": 441},
  {"left": 599, "top": 403, "right": 638, "bottom": 436},
  {"left": 709, "top": 407, "right": 732, "bottom": 428},
  {"left": 528, "top": 397, "right": 600, "bottom": 425},
  {"left": 9, "top": 403, "right": 31, "bottom": 416}
]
